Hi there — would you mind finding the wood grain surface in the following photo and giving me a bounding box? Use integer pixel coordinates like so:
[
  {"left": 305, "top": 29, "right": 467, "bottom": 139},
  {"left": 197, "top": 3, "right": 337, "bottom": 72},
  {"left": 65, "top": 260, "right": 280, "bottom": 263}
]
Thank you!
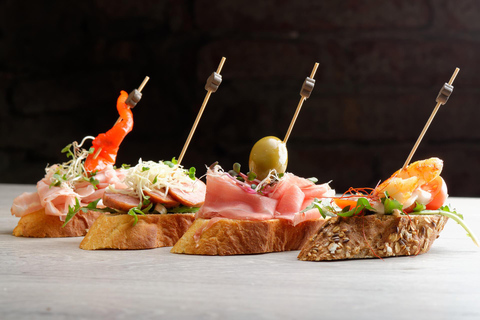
[{"left": 1, "top": 184, "right": 479, "bottom": 320}]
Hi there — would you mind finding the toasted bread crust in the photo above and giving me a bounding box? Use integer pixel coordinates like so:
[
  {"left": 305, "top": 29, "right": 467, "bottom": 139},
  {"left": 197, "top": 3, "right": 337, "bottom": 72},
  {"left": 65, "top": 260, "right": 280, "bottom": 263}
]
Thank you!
[
  {"left": 171, "top": 218, "right": 326, "bottom": 255},
  {"left": 298, "top": 214, "right": 448, "bottom": 261},
  {"left": 12, "top": 209, "right": 102, "bottom": 238},
  {"left": 79, "top": 213, "right": 195, "bottom": 250}
]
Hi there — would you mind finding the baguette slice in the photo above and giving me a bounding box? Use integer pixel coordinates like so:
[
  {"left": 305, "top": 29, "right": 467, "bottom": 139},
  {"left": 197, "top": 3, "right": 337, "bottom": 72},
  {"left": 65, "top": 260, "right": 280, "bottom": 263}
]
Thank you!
[
  {"left": 171, "top": 218, "right": 326, "bottom": 255},
  {"left": 13, "top": 209, "right": 102, "bottom": 238},
  {"left": 80, "top": 213, "right": 195, "bottom": 250},
  {"left": 298, "top": 214, "right": 448, "bottom": 261}
]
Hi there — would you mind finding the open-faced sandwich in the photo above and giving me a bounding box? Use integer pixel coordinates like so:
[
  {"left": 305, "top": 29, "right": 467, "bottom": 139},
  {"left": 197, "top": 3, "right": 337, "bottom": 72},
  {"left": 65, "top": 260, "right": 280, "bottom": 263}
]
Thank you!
[
  {"left": 11, "top": 90, "right": 135, "bottom": 237},
  {"left": 79, "top": 158, "right": 206, "bottom": 250},
  {"left": 171, "top": 162, "right": 334, "bottom": 255},
  {"left": 298, "top": 157, "right": 479, "bottom": 261}
]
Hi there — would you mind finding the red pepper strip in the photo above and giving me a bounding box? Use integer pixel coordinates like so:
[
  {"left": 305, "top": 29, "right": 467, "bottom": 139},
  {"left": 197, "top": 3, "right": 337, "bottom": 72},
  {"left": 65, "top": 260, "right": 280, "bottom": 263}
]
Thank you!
[{"left": 84, "top": 91, "right": 133, "bottom": 172}]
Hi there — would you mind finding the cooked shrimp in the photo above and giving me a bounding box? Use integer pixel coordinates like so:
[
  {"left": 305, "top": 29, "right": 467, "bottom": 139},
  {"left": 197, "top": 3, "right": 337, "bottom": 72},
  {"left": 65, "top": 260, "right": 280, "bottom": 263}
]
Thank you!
[{"left": 374, "top": 158, "right": 443, "bottom": 205}]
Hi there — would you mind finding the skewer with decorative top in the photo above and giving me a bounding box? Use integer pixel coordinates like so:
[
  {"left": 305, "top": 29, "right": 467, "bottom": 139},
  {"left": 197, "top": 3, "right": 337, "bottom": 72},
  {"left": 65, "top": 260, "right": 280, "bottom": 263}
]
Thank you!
[
  {"left": 249, "top": 62, "right": 319, "bottom": 180},
  {"left": 283, "top": 62, "right": 319, "bottom": 144},
  {"left": 402, "top": 68, "right": 459, "bottom": 170},
  {"left": 93, "top": 76, "right": 150, "bottom": 160},
  {"left": 114, "top": 76, "right": 150, "bottom": 125},
  {"left": 177, "top": 57, "right": 226, "bottom": 165}
]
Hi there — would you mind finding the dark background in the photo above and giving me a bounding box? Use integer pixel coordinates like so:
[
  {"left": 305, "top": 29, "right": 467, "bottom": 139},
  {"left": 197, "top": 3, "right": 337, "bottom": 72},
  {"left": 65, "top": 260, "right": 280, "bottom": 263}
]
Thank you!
[{"left": 1, "top": 1, "right": 479, "bottom": 196}]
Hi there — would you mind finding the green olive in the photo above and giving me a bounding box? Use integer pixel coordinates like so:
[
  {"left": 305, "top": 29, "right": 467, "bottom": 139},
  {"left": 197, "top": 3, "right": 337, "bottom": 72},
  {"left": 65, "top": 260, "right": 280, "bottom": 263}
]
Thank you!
[{"left": 249, "top": 136, "right": 288, "bottom": 180}]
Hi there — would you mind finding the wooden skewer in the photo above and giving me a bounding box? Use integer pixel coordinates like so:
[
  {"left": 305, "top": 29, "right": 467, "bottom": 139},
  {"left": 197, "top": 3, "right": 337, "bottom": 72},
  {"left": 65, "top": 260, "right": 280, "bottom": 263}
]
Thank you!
[
  {"left": 115, "top": 76, "right": 150, "bottom": 125},
  {"left": 177, "top": 57, "right": 226, "bottom": 165},
  {"left": 283, "top": 62, "right": 319, "bottom": 144},
  {"left": 93, "top": 76, "right": 150, "bottom": 160},
  {"left": 401, "top": 68, "right": 460, "bottom": 170}
]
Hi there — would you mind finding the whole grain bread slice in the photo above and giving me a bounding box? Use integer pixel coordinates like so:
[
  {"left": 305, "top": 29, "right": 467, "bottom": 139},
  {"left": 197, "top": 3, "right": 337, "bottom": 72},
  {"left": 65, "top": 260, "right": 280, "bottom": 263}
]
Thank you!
[
  {"left": 298, "top": 214, "right": 448, "bottom": 261},
  {"left": 12, "top": 209, "right": 102, "bottom": 238},
  {"left": 79, "top": 213, "right": 195, "bottom": 250},
  {"left": 171, "top": 218, "right": 326, "bottom": 255}
]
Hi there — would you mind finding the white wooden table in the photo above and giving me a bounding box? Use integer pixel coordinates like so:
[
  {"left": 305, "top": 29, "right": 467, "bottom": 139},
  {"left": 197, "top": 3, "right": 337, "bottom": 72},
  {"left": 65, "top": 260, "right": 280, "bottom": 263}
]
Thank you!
[{"left": 1, "top": 183, "right": 479, "bottom": 320}]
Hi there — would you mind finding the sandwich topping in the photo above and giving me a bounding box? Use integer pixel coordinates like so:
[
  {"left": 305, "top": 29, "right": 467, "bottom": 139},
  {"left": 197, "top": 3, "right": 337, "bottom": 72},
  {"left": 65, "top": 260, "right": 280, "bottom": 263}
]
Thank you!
[
  {"left": 197, "top": 163, "right": 335, "bottom": 226},
  {"left": 306, "top": 158, "right": 478, "bottom": 246},
  {"left": 11, "top": 90, "right": 135, "bottom": 221},
  {"left": 110, "top": 158, "right": 197, "bottom": 202}
]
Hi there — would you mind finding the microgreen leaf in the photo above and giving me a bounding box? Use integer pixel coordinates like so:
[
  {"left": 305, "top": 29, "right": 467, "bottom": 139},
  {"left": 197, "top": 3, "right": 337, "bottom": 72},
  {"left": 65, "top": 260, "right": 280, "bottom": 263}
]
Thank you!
[
  {"left": 89, "top": 177, "right": 99, "bottom": 190},
  {"left": 307, "top": 177, "right": 318, "bottom": 184},
  {"left": 247, "top": 171, "right": 257, "bottom": 181},
  {"left": 127, "top": 207, "right": 139, "bottom": 226},
  {"left": 233, "top": 163, "right": 241, "bottom": 174},
  {"left": 382, "top": 196, "right": 403, "bottom": 214},
  {"left": 168, "top": 206, "right": 200, "bottom": 213},
  {"left": 412, "top": 206, "right": 478, "bottom": 247},
  {"left": 62, "top": 198, "right": 81, "bottom": 227},
  {"left": 61, "top": 144, "right": 72, "bottom": 153},
  {"left": 413, "top": 202, "right": 426, "bottom": 212},
  {"left": 189, "top": 167, "right": 196, "bottom": 180},
  {"left": 278, "top": 173, "right": 284, "bottom": 179},
  {"left": 88, "top": 147, "right": 95, "bottom": 154},
  {"left": 143, "top": 196, "right": 151, "bottom": 206},
  {"left": 228, "top": 170, "right": 238, "bottom": 177},
  {"left": 142, "top": 166, "right": 150, "bottom": 172},
  {"left": 171, "top": 157, "right": 178, "bottom": 165},
  {"left": 153, "top": 175, "right": 158, "bottom": 184},
  {"left": 121, "top": 164, "right": 131, "bottom": 169},
  {"left": 301, "top": 198, "right": 336, "bottom": 219},
  {"left": 61, "top": 144, "right": 74, "bottom": 158},
  {"left": 337, "top": 197, "right": 374, "bottom": 217}
]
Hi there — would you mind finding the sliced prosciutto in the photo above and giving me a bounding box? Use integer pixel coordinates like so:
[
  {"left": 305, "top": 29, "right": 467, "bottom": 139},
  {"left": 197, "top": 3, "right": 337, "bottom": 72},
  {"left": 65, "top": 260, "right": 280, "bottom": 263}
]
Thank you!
[
  {"left": 11, "top": 165, "right": 127, "bottom": 220},
  {"left": 197, "top": 166, "right": 334, "bottom": 225},
  {"left": 198, "top": 172, "right": 277, "bottom": 220}
]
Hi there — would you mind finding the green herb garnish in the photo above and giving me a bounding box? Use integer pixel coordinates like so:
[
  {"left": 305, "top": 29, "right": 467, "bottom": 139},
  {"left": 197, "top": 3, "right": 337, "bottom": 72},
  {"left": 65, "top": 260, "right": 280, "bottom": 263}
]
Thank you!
[
  {"left": 413, "top": 202, "right": 426, "bottom": 212},
  {"left": 301, "top": 198, "right": 336, "bottom": 219},
  {"left": 127, "top": 201, "right": 153, "bottom": 226},
  {"left": 233, "top": 163, "right": 241, "bottom": 174},
  {"left": 62, "top": 198, "right": 117, "bottom": 227},
  {"left": 61, "top": 143, "right": 74, "bottom": 158},
  {"left": 247, "top": 171, "right": 256, "bottom": 181},
  {"left": 188, "top": 167, "right": 196, "bottom": 180},
  {"left": 307, "top": 177, "right": 318, "bottom": 184},
  {"left": 337, "top": 197, "right": 375, "bottom": 217},
  {"left": 168, "top": 206, "right": 200, "bottom": 213},
  {"left": 413, "top": 205, "right": 478, "bottom": 246}
]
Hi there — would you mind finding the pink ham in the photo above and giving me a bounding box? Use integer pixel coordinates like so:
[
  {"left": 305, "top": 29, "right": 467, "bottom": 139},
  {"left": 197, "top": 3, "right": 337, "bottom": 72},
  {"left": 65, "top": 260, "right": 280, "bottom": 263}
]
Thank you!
[
  {"left": 197, "top": 167, "right": 333, "bottom": 225},
  {"left": 274, "top": 184, "right": 305, "bottom": 219},
  {"left": 11, "top": 165, "right": 127, "bottom": 220},
  {"left": 197, "top": 171, "right": 277, "bottom": 221},
  {"left": 11, "top": 192, "right": 43, "bottom": 217}
]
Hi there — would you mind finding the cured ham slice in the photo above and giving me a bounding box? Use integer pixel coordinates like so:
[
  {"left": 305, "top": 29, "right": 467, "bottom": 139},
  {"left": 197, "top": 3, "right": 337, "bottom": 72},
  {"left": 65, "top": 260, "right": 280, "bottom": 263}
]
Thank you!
[
  {"left": 197, "top": 166, "right": 334, "bottom": 226},
  {"left": 10, "top": 192, "right": 43, "bottom": 217},
  {"left": 198, "top": 173, "right": 276, "bottom": 220},
  {"left": 11, "top": 165, "right": 126, "bottom": 220}
]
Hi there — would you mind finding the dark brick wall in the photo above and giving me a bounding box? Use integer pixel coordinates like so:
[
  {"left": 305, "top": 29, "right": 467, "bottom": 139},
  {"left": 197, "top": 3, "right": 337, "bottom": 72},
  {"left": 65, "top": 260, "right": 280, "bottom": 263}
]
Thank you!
[{"left": 1, "top": 1, "right": 479, "bottom": 196}]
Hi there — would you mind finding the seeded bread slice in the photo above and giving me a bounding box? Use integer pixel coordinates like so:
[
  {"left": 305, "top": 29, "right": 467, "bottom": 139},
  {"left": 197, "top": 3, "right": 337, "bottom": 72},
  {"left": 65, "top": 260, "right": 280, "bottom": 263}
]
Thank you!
[
  {"left": 298, "top": 214, "right": 448, "bottom": 261},
  {"left": 171, "top": 218, "right": 326, "bottom": 255},
  {"left": 80, "top": 213, "right": 195, "bottom": 250},
  {"left": 13, "top": 209, "right": 102, "bottom": 238}
]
